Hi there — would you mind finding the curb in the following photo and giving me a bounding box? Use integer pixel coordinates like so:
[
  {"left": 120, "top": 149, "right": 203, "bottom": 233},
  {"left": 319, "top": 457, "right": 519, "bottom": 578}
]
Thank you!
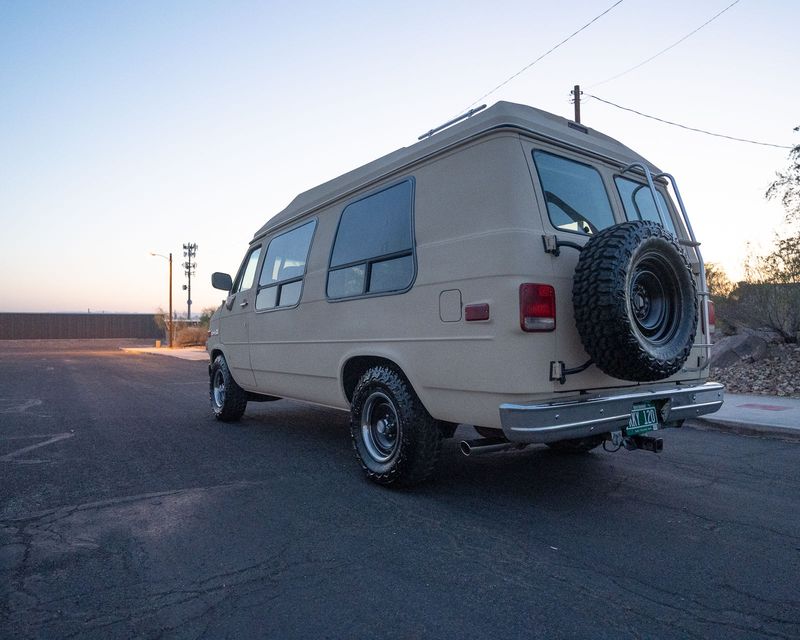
[
  {"left": 689, "top": 418, "right": 800, "bottom": 442},
  {"left": 120, "top": 347, "right": 209, "bottom": 362}
]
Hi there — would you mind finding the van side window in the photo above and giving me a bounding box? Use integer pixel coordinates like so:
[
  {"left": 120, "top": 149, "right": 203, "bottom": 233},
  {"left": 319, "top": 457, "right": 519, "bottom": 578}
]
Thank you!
[
  {"left": 255, "top": 220, "right": 316, "bottom": 310},
  {"left": 533, "top": 151, "right": 615, "bottom": 236},
  {"left": 234, "top": 246, "right": 262, "bottom": 292},
  {"left": 615, "top": 177, "right": 677, "bottom": 235},
  {"left": 327, "top": 180, "right": 415, "bottom": 299}
]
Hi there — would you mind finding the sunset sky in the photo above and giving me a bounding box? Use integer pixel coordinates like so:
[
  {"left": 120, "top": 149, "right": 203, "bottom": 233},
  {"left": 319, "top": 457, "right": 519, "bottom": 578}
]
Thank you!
[{"left": 1, "top": 0, "right": 797, "bottom": 314}]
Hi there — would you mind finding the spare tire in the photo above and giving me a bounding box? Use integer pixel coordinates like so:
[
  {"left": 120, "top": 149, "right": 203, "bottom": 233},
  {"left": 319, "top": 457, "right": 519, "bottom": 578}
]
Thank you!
[{"left": 572, "top": 220, "right": 697, "bottom": 381}]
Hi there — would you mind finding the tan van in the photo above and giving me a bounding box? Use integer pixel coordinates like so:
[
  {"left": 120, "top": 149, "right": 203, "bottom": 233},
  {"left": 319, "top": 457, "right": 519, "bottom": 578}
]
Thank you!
[{"left": 207, "top": 101, "right": 723, "bottom": 486}]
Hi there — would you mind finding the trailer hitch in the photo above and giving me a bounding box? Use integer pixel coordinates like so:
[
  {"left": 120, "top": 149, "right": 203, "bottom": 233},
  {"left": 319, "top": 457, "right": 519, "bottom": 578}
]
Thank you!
[{"left": 609, "top": 431, "right": 663, "bottom": 454}]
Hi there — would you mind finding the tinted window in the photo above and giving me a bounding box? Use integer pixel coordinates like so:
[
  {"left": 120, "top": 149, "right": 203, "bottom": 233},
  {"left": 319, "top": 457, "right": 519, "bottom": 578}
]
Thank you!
[
  {"left": 256, "top": 220, "right": 316, "bottom": 311},
  {"left": 327, "top": 180, "right": 415, "bottom": 299},
  {"left": 259, "top": 221, "right": 316, "bottom": 287},
  {"left": 615, "top": 177, "right": 677, "bottom": 235},
  {"left": 330, "top": 181, "right": 413, "bottom": 267},
  {"left": 533, "top": 151, "right": 615, "bottom": 235},
  {"left": 327, "top": 265, "right": 366, "bottom": 299},
  {"left": 369, "top": 255, "right": 414, "bottom": 294},
  {"left": 236, "top": 246, "right": 261, "bottom": 292}
]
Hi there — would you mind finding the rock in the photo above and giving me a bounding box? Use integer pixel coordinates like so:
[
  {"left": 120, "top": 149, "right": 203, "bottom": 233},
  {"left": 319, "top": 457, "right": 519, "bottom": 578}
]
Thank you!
[
  {"left": 710, "top": 334, "right": 768, "bottom": 368},
  {"left": 709, "top": 341, "right": 800, "bottom": 398},
  {"left": 741, "top": 326, "right": 785, "bottom": 344}
]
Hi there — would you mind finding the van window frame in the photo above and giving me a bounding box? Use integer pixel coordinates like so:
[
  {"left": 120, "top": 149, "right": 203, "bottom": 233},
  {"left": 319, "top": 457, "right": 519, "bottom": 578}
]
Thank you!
[
  {"left": 231, "top": 243, "right": 263, "bottom": 294},
  {"left": 531, "top": 148, "right": 618, "bottom": 238},
  {"left": 254, "top": 218, "right": 317, "bottom": 313},
  {"left": 612, "top": 174, "right": 681, "bottom": 236},
  {"left": 325, "top": 178, "right": 417, "bottom": 303}
]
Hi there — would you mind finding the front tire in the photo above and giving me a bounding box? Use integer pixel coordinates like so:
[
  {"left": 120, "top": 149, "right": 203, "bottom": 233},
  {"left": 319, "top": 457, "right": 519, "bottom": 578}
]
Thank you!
[
  {"left": 350, "top": 367, "right": 442, "bottom": 487},
  {"left": 209, "top": 355, "right": 248, "bottom": 422}
]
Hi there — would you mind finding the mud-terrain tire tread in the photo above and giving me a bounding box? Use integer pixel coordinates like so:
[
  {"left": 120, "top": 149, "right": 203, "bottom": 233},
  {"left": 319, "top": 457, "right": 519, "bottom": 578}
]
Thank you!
[
  {"left": 350, "top": 366, "right": 442, "bottom": 487},
  {"left": 573, "top": 221, "right": 697, "bottom": 381},
  {"left": 210, "top": 355, "right": 248, "bottom": 422}
]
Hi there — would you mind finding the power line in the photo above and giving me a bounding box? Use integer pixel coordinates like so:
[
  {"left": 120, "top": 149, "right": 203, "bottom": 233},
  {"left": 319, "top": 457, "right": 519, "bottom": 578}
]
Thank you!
[
  {"left": 461, "top": 0, "right": 625, "bottom": 114},
  {"left": 588, "top": 0, "right": 741, "bottom": 88},
  {"left": 586, "top": 93, "right": 793, "bottom": 149}
]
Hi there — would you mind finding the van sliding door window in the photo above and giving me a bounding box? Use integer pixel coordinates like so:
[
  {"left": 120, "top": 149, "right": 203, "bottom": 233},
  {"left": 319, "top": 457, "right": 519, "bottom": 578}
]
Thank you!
[
  {"left": 615, "top": 177, "right": 677, "bottom": 235},
  {"left": 255, "top": 220, "right": 316, "bottom": 311},
  {"left": 327, "top": 180, "right": 415, "bottom": 299},
  {"left": 533, "top": 151, "right": 615, "bottom": 236}
]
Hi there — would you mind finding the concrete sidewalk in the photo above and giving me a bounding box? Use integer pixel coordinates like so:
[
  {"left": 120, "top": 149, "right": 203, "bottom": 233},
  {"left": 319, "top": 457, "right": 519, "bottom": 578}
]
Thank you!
[
  {"left": 121, "top": 346, "right": 209, "bottom": 361},
  {"left": 693, "top": 392, "right": 800, "bottom": 440}
]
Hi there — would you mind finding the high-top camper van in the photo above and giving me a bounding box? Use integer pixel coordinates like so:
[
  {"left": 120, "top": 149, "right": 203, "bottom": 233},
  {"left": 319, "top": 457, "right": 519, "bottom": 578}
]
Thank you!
[{"left": 207, "top": 101, "right": 724, "bottom": 486}]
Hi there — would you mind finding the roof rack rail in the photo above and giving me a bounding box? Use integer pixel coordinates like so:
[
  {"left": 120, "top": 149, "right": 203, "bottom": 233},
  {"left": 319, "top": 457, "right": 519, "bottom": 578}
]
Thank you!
[{"left": 417, "top": 104, "right": 487, "bottom": 141}]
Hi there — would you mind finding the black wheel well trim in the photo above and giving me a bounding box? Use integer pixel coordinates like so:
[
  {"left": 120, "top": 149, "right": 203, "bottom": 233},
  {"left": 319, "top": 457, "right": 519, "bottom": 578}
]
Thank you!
[
  {"left": 208, "top": 348, "right": 243, "bottom": 386},
  {"left": 341, "top": 355, "right": 414, "bottom": 405}
]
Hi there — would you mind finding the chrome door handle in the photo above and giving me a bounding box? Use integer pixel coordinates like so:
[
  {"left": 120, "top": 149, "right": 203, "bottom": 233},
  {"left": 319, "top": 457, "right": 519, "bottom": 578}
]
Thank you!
[{"left": 240, "top": 300, "right": 249, "bottom": 308}]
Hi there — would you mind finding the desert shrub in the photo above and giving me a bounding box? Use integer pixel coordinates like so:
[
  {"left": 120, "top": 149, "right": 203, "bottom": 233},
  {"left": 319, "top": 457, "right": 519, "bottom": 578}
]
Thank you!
[
  {"left": 174, "top": 325, "right": 208, "bottom": 347},
  {"left": 726, "top": 282, "right": 800, "bottom": 342}
]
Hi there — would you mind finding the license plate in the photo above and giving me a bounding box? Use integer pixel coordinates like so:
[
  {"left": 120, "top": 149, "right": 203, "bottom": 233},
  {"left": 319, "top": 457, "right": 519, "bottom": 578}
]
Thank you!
[{"left": 627, "top": 402, "right": 658, "bottom": 435}]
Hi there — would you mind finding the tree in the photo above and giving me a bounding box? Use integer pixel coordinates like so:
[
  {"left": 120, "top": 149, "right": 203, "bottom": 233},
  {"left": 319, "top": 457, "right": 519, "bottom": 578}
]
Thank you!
[
  {"left": 199, "top": 306, "right": 218, "bottom": 326},
  {"left": 724, "top": 135, "right": 800, "bottom": 341},
  {"left": 766, "top": 126, "right": 800, "bottom": 224},
  {"left": 705, "top": 262, "right": 734, "bottom": 300}
]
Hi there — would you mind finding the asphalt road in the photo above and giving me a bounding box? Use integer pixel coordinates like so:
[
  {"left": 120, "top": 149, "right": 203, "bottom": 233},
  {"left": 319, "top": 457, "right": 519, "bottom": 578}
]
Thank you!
[{"left": 1, "top": 340, "right": 799, "bottom": 640}]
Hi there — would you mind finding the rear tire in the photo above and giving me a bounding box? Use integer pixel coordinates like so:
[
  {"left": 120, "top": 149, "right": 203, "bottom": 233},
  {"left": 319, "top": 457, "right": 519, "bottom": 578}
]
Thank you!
[
  {"left": 210, "top": 355, "right": 248, "bottom": 422},
  {"left": 350, "top": 367, "right": 442, "bottom": 487}
]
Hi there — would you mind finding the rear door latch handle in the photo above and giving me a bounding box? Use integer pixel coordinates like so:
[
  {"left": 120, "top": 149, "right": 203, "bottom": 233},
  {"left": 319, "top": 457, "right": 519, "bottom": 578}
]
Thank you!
[{"left": 240, "top": 300, "right": 249, "bottom": 308}]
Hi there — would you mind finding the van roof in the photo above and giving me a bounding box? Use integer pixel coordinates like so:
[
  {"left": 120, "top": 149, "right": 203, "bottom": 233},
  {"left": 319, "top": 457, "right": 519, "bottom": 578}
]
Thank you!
[{"left": 254, "top": 100, "right": 661, "bottom": 239}]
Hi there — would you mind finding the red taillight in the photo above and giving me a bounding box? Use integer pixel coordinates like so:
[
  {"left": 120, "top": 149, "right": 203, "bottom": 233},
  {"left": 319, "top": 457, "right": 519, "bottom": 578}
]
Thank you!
[
  {"left": 706, "top": 300, "right": 716, "bottom": 334},
  {"left": 520, "top": 283, "right": 556, "bottom": 332}
]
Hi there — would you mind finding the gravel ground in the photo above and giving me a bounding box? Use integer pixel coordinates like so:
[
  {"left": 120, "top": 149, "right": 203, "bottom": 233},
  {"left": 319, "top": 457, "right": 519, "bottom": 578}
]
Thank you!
[{"left": 710, "top": 342, "right": 800, "bottom": 398}]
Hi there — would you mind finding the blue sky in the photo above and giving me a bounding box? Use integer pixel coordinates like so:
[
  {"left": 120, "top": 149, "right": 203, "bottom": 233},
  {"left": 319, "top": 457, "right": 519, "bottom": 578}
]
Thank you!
[{"left": 1, "top": 0, "right": 798, "bottom": 313}]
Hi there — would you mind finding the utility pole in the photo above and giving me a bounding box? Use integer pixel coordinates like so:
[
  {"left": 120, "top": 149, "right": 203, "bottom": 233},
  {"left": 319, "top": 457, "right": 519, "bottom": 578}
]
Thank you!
[
  {"left": 571, "top": 84, "right": 582, "bottom": 123},
  {"left": 168, "top": 252, "right": 174, "bottom": 348},
  {"left": 182, "top": 243, "right": 197, "bottom": 320},
  {"left": 149, "top": 251, "right": 175, "bottom": 347}
]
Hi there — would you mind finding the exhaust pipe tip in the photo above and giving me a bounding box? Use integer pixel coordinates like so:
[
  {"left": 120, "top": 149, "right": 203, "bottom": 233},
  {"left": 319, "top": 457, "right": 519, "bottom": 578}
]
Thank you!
[{"left": 459, "top": 437, "right": 526, "bottom": 457}]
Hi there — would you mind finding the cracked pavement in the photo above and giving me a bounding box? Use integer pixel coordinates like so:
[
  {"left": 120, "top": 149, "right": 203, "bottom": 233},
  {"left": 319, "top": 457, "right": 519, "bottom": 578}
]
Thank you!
[{"left": 1, "top": 339, "right": 799, "bottom": 639}]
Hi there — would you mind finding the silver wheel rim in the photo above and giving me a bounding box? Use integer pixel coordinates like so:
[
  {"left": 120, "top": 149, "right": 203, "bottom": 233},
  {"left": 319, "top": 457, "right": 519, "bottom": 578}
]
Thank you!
[
  {"left": 360, "top": 391, "right": 400, "bottom": 463},
  {"left": 213, "top": 369, "right": 226, "bottom": 408}
]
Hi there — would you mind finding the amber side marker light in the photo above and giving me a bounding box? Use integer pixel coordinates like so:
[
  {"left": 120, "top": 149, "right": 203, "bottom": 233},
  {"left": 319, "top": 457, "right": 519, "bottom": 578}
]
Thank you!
[{"left": 520, "top": 283, "right": 556, "bottom": 332}]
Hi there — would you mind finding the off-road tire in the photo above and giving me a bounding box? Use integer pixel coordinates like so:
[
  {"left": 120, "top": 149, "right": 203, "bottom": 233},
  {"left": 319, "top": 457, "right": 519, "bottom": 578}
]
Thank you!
[
  {"left": 546, "top": 435, "right": 605, "bottom": 454},
  {"left": 210, "top": 355, "right": 248, "bottom": 422},
  {"left": 350, "top": 366, "right": 442, "bottom": 487},
  {"left": 573, "top": 221, "right": 697, "bottom": 381}
]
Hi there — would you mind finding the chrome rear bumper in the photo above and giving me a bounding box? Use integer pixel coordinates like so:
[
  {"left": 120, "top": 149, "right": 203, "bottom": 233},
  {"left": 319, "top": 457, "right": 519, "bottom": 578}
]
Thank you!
[{"left": 499, "top": 382, "right": 724, "bottom": 443}]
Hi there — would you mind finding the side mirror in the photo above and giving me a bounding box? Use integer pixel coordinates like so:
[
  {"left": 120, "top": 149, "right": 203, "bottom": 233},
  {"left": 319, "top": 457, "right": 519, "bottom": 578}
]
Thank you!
[{"left": 212, "top": 272, "right": 233, "bottom": 291}]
